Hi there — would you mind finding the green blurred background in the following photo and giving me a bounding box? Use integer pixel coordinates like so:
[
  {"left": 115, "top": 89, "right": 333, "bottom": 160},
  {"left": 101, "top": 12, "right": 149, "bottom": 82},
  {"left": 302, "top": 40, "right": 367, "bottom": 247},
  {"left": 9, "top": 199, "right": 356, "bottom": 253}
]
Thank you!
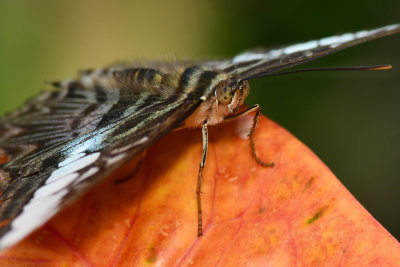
[{"left": 0, "top": 1, "right": 399, "bottom": 239}]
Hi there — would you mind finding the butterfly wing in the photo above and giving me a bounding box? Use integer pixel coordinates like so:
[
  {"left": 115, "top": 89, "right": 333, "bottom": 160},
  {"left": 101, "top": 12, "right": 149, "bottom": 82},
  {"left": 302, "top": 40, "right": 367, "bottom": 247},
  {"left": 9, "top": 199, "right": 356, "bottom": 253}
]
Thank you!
[
  {"left": 0, "top": 23, "right": 399, "bottom": 250},
  {"left": 0, "top": 77, "right": 202, "bottom": 249},
  {"left": 209, "top": 24, "right": 400, "bottom": 78}
]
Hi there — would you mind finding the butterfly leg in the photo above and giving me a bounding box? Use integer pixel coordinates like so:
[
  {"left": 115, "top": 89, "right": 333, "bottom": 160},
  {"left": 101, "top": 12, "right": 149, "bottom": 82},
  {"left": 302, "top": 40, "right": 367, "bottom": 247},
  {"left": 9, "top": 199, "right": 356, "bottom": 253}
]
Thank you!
[
  {"left": 196, "top": 121, "right": 208, "bottom": 236},
  {"left": 224, "top": 104, "right": 274, "bottom": 167},
  {"left": 113, "top": 150, "right": 147, "bottom": 184}
]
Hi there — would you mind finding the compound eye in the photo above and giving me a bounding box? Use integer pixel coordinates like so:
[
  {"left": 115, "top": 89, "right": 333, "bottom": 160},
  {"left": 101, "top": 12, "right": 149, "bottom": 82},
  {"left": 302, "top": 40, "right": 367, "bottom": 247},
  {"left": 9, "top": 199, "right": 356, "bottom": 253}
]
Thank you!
[{"left": 216, "top": 81, "right": 233, "bottom": 103}]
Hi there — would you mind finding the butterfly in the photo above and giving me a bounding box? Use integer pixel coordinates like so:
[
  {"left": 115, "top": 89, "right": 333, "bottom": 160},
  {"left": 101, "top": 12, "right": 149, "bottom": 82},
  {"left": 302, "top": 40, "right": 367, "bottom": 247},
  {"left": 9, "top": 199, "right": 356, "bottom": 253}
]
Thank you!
[{"left": 0, "top": 24, "right": 399, "bottom": 251}]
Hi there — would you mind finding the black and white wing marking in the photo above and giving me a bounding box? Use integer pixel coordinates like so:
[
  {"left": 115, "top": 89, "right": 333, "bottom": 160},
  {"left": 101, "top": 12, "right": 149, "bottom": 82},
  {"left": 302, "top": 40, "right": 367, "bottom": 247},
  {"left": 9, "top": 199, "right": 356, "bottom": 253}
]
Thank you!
[
  {"left": 210, "top": 24, "right": 400, "bottom": 78},
  {"left": 0, "top": 23, "right": 399, "bottom": 250},
  {"left": 0, "top": 73, "right": 204, "bottom": 249}
]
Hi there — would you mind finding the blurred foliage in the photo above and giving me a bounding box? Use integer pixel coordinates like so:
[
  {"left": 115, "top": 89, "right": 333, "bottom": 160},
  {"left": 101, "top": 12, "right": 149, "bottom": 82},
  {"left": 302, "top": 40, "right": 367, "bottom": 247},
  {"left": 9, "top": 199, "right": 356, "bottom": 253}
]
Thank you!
[{"left": 0, "top": 0, "right": 399, "bottom": 239}]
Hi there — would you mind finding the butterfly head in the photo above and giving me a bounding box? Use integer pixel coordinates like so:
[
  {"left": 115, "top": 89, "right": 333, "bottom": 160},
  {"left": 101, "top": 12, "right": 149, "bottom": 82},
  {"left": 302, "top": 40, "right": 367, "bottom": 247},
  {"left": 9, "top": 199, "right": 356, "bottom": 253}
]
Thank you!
[{"left": 215, "top": 78, "right": 250, "bottom": 113}]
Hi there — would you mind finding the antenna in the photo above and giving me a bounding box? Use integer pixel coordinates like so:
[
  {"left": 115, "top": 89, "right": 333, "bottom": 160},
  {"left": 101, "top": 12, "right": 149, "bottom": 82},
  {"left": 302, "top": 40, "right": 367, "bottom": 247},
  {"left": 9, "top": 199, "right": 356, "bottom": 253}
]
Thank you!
[{"left": 243, "top": 64, "right": 392, "bottom": 80}]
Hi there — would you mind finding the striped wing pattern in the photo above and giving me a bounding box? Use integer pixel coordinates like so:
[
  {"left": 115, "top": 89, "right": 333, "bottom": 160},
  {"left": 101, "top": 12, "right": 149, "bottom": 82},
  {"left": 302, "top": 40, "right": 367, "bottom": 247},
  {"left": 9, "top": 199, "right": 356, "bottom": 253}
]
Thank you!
[
  {"left": 215, "top": 24, "right": 400, "bottom": 78},
  {"left": 0, "top": 72, "right": 207, "bottom": 248},
  {"left": 0, "top": 24, "right": 399, "bottom": 250}
]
